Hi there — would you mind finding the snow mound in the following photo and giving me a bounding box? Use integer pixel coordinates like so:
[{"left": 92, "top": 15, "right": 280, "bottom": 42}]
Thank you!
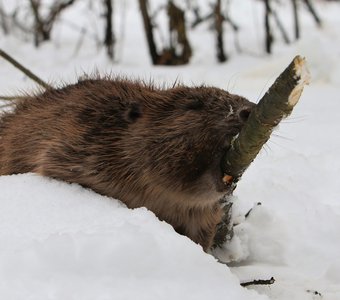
[{"left": 0, "top": 174, "right": 266, "bottom": 300}]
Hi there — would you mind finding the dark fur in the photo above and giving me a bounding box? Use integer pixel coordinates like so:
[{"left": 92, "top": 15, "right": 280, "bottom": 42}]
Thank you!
[{"left": 0, "top": 78, "right": 254, "bottom": 250}]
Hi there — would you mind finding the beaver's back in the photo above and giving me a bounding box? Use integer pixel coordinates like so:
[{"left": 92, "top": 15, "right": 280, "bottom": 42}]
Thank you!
[{"left": 0, "top": 79, "right": 150, "bottom": 176}]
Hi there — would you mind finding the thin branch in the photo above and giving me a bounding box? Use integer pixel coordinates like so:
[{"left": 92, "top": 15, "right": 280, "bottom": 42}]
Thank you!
[
  {"left": 191, "top": 11, "right": 213, "bottom": 28},
  {"left": 291, "top": 0, "right": 300, "bottom": 40},
  {"left": 29, "top": 0, "right": 45, "bottom": 46},
  {"left": 302, "top": 0, "right": 322, "bottom": 27},
  {"left": 48, "top": 0, "right": 76, "bottom": 27},
  {"left": 29, "top": 0, "right": 77, "bottom": 46},
  {"left": 271, "top": 8, "right": 290, "bottom": 44},
  {"left": 214, "top": 0, "right": 227, "bottom": 62},
  {"left": 0, "top": 48, "right": 51, "bottom": 89},
  {"left": 0, "top": 1, "right": 9, "bottom": 35},
  {"left": 264, "top": 0, "right": 273, "bottom": 54},
  {"left": 244, "top": 202, "right": 262, "bottom": 219},
  {"left": 0, "top": 95, "right": 23, "bottom": 100},
  {"left": 241, "top": 277, "right": 275, "bottom": 287},
  {"left": 103, "top": 0, "right": 114, "bottom": 60},
  {"left": 0, "top": 102, "right": 16, "bottom": 109}
]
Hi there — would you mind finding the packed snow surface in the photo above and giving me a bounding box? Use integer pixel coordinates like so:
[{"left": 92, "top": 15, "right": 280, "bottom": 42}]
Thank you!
[
  {"left": 0, "top": 174, "right": 264, "bottom": 300},
  {"left": 1, "top": 0, "right": 340, "bottom": 299}
]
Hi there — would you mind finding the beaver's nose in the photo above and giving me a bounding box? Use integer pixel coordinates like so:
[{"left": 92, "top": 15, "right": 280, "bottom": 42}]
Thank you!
[{"left": 238, "top": 106, "right": 253, "bottom": 123}]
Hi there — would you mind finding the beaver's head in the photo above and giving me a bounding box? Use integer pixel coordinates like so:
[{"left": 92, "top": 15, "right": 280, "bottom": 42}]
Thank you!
[{"left": 120, "top": 86, "right": 254, "bottom": 202}]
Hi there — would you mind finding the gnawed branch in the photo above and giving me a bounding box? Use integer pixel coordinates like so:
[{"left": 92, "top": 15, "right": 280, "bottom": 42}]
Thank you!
[
  {"left": 0, "top": 48, "right": 51, "bottom": 89},
  {"left": 221, "top": 55, "right": 310, "bottom": 186}
]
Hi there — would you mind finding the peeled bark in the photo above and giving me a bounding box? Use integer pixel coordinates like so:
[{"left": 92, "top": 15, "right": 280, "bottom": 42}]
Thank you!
[{"left": 221, "top": 56, "right": 310, "bottom": 186}]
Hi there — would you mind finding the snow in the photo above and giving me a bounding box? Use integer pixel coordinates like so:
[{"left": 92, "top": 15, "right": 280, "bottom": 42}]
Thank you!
[
  {"left": 0, "top": 174, "right": 265, "bottom": 300},
  {"left": 1, "top": 0, "right": 340, "bottom": 299}
]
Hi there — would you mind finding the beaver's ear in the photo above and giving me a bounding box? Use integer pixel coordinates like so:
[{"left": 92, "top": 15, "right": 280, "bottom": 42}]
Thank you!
[{"left": 125, "top": 102, "right": 143, "bottom": 123}]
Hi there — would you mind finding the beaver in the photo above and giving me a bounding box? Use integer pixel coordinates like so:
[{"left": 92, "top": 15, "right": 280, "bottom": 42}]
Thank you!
[{"left": 0, "top": 77, "right": 254, "bottom": 251}]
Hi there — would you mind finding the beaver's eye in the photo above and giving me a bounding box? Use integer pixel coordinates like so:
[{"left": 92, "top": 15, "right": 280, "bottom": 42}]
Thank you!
[{"left": 125, "top": 102, "right": 142, "bottom": 123}]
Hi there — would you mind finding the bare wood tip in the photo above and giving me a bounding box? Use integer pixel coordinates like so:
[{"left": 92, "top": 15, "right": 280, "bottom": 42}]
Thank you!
[{"left": 288, "top": 55, "right": 311, "bottom": 107}]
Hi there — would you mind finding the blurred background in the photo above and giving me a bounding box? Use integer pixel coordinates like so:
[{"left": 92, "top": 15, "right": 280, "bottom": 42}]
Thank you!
[{"left": 0, "top": 0, "right": 339, "bottom": 95}]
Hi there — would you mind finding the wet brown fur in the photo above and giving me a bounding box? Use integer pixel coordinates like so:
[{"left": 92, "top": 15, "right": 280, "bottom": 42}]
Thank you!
[{"left": 0, "top": 77, "right": 254, "bottom": 251}]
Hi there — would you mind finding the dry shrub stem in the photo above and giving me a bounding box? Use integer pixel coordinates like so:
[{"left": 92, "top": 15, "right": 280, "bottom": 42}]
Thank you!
[{"left": 0, "top": 48, "right": 51, "bottom": 91}]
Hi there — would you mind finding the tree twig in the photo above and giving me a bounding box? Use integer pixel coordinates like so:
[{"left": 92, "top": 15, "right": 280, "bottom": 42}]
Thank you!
[
  {"left": 29, "top": 0, "right": 77, "bottom": 46},
  {"left": 0, "top": 95, "right": 23, "bottom": 100},
  {"left": 0, "top": 48, "right": 51, "bottom": 89},
  {"left": 241, "top": 277, "right": 275, "bottom": 287},
  {"left": 302, "top": 0, "right": 322, "bottom": 27},
  {"left": 0, "top": 102, "right": 16, "bottom": 109},
  {"left": 103, "top": 0, "right": 114, "bottom": 60},
  {"left": 291, "top": 0, "right": 300, "bottom": 40},
  {"left": 214, "top": 0, "right": 227, "bottom": 62},
  {"left": 271, "top": 8, "right": 290, "bottom": 44},
  {"left": 0, "top": 1, "right": 9, "bottom": 35},
  {"left": 264, "top": 0, "right": 273, "bottom": 54}
]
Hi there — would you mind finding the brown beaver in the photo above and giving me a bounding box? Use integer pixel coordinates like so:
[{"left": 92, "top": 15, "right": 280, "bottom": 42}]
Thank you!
[{"left": 0, "top": 77, "right": 254, "bottom": 251}]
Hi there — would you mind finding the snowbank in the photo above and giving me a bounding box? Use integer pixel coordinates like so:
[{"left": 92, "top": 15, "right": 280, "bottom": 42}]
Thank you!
[{"left": 0, "top": 174, "right": 265, "bottom": 300}]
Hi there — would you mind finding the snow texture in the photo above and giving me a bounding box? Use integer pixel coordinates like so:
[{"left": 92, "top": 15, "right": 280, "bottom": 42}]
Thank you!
[
  {"left": 0, "top": 174, "right": 264, "bottom": 300},
  {"left": 1, "top": 0, "right": 340, "bottom": 299}
]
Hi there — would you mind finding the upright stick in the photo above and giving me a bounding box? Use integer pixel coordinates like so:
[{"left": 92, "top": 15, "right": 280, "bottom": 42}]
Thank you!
[{"left": 221, "top": 56, "right": 310, "bottom": 186}]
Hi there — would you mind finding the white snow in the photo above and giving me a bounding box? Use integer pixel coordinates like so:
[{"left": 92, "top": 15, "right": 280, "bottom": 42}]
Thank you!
[
  {"left": 0, "top": 174, "right": 264, "bottom": 300},
  {"left": 1, "top": 0, "right": 340, "bottom": 299}
]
